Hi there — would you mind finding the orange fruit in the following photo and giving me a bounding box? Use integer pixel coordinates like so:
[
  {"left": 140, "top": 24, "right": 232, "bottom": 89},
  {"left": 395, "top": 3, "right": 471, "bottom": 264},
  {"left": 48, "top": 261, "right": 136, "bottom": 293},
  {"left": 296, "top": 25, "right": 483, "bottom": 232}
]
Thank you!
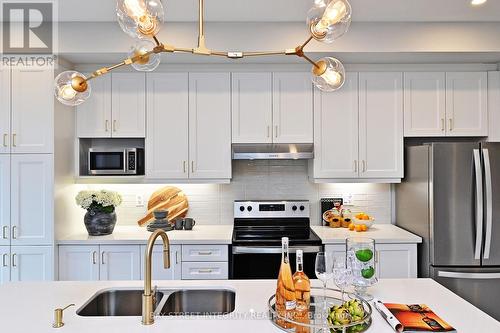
[
  {"left": 361, "top": 224, "right": 368, "bottom": 231},
  {"left": 355, "top": 225, "right": 363, "bottom": 232},
  {"left": 348, "top": 223, "right": 355, "bottom": 231}
]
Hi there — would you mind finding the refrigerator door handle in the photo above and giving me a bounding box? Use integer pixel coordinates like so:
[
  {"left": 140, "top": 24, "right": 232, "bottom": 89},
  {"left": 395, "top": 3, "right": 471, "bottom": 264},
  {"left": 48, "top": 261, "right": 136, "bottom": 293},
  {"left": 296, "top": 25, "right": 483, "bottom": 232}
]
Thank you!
[
  {"left": 473, "top": 149, "right": 483, "bottom": 260},
  {"left": 483, "top": 149, "right": 493, "bottom": 260},
  {"left": 438, "top": 271, "right": 500, "bottom": 280}
]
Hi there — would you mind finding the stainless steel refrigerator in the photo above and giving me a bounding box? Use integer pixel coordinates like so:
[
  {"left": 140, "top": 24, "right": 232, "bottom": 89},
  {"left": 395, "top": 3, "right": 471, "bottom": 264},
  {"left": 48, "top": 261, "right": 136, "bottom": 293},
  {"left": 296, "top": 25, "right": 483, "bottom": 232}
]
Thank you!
[{"left": 396, "top": 142, "right": 500, "bottom": 321}]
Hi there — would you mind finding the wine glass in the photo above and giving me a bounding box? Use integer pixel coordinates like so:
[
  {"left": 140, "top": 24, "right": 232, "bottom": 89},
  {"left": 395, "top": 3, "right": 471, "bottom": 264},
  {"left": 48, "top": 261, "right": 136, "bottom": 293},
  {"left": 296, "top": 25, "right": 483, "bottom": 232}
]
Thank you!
[
  {"left": 315, "top": 252, "right": 334, "bottom": 310},
  {"left": 333, "top": 253, "right": 352, "bottom": 301}
]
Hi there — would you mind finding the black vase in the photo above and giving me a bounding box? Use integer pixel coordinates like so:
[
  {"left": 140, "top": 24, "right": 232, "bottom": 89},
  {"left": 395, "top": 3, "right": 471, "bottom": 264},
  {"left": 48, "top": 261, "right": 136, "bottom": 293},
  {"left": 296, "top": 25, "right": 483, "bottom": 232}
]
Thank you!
[{"left": 84, "top": 210, "right": 117, "bottom": 236}]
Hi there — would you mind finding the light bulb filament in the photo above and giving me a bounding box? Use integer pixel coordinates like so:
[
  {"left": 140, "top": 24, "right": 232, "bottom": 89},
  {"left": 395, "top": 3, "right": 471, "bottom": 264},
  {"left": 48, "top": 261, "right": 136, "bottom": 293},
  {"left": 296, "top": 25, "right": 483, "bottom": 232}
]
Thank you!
[
  {"left": 59, "top": 85, "right": 77, "bottom": 101},
  {"left": 314, "top": 1, "right": 347, "bottom": 35},
  {"left": 123, "top": 0, "right": 157, "bottom": 35}
]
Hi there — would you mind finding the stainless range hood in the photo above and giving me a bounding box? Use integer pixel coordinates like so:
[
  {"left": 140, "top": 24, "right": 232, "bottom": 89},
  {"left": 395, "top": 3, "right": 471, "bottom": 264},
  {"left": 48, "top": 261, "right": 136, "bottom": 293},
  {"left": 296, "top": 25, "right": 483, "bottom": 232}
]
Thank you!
[{"left": 232, "top": 144, "right": 314, "bottom": 160}]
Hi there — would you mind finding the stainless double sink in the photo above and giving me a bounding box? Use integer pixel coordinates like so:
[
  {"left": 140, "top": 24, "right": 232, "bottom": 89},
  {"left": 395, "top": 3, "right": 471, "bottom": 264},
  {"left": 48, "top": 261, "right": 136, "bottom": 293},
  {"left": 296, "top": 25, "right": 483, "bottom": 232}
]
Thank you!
[{"left": 77, "top": 288, "right": 236, "bottom": 317}]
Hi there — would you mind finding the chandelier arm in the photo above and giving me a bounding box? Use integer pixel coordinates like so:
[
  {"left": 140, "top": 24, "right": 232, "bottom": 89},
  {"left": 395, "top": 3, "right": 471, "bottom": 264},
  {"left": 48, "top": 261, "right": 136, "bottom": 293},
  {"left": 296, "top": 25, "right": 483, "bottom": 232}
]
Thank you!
[
  {"left": 152, "top": 35, "right": 161, "bottom": 47},
  {"left": 300, "top": 35, "right": 314, "bottom": 50},
  {"left": 299, "top": 53, "right": 320, "bottom": 69}
]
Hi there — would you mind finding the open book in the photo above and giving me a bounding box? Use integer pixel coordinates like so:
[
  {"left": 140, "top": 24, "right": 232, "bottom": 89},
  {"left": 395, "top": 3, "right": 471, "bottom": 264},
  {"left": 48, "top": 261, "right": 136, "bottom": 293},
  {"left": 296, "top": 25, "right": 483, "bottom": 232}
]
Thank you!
[{"left": 374, "top": 300, "right": 456, "bottom": 332}]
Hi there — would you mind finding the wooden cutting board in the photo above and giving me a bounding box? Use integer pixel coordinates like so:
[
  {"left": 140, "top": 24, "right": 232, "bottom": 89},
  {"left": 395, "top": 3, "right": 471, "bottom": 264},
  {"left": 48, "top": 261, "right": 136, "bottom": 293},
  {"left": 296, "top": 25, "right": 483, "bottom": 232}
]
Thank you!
[{"left": 137, "top": 186, "right": 189, "bottom": 226}]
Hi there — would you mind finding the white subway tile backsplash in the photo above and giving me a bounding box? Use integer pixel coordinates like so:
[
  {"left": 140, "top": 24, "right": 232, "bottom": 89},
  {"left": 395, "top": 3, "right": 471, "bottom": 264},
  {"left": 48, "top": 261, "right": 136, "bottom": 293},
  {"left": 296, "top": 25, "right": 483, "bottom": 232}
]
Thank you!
[{"left": 64, "top": 160, "right": 392, "bottom": 231}]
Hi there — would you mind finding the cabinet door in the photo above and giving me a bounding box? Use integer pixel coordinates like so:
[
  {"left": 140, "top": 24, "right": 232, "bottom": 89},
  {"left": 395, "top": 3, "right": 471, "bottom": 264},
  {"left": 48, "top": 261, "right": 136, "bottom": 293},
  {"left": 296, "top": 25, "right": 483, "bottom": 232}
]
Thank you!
[
  {"left": 111, "top": 73, "right": 146, "bottom": 138},
  {"left": 10, "top": 246, "right": 54, "bottom": 282},
  {"left": 272, "top": 72, "right": 313, "bottom": 143},
  {"left": 11, "top": 68, "right": 53, "bottom": 153},
  {"left": 375, "top": 243, "right": 417, "bottom": 278},
  {"left": 0, "top": 246, "right": 10, "bottom": 284},
  {"left": 0, "top": 69, "right": 10, "bottom": 154},
  {"left": 189, "top": 73, "right": 232, "bottom": 179},
  {"left": 446, "top": 72, "right": 488, "bottom": 136},
  {"left": 58, "top": 245, "right": 99, "bottom": 281},
  {"left": 10, "top": 154, "right": 53, "bottom": 245},
  {"left": 76, "top": 74, "right": 112, "bottom": 138},
  {"left": 313, "top": 73, "right": 359, "bottom": 179},
  {"left": 232, "top": 73, "right": 272, "bottom": 143},
  {"left": 404, "top": 72, "right": 446, "bottom": 137},
  {"left": 140, "top": 244, "right": 181, "bottom": 280},
  {"left": 145, "top": 73, "right": 189, "bottom": 179},
  {"left": 359, "top": 72, "right": 404, "bottom": 179},
  {"left": 488, "top": 72, "right": 500, "bottom": 142},
  {"left": 99, "top": 245, "right": 141, "bottom": 280},
  {"left": 0, "top": 155, "right": 10, "bottom": 246}
]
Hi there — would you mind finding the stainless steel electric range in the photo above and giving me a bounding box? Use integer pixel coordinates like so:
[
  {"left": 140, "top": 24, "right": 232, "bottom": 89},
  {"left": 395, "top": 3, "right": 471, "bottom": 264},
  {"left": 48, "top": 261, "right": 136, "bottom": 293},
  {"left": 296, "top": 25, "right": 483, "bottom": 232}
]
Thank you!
[{"left": 230, "top": 200, "right": 322, "bottom": 279}]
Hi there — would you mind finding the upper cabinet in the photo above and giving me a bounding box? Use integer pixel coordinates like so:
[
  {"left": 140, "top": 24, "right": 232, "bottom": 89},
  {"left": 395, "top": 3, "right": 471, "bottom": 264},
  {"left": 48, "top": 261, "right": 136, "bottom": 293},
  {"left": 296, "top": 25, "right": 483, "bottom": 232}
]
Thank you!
[
  {"left": 404, "top": 71, "right": 488, "bottom": 137},
  {"left": 446, "top": 72, "right": 488, "bottom": 137},
  {"left": 488, "top": 72, "right": 500, "bottom": 142},
  {"left": 273, "top": 72, "right": 313, "bottom": 143},
  {"left": 4, "top": 68, "right": 53, "bottom": 154},
  {"left": 77, "top": 73, "right": 146, "bottom": 138},
  {"left": 232, "top": 73, "right": 273, "bottom": 143},
  {"left": 231, "top": 72, "right": 313, "bottom": 144},
  {"left": 404, "top": 72, "right": 446, "bottom": 137},
  {"left": 312, "top": 72, "right": 404, "bottom": 181},
  {"left": 189, "top": 73, "right": 232, "bottom": 179},
  {"left": 359, "top": 72, "right": 404, "bottom": 179}
]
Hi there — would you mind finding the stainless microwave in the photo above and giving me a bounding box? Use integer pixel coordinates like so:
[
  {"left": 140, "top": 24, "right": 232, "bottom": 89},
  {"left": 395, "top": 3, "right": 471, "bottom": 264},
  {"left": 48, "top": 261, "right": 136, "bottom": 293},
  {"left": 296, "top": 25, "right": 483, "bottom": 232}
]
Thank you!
[{"left": 88, "top": 148, "right": 144, "bottom": 175}]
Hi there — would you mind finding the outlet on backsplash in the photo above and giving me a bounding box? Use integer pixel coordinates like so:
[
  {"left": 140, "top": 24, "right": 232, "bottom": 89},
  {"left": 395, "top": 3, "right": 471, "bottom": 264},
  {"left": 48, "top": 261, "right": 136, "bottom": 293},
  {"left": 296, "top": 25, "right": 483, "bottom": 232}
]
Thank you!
[{"left": 343, "top": 194, "right": 353, "bottom": 206}]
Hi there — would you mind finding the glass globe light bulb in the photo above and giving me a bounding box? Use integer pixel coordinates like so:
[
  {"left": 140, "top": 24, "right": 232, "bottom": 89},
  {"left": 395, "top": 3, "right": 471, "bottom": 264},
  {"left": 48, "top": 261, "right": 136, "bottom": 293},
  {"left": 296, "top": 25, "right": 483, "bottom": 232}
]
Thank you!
[
  {"left": 116, "top": 0, "right": 164, "bottom": 39},
  {"left": 307, "top": 0, "right": 352, "bottom": 43},
  {"left": 54, "top": 71, "right": 91, "bottom": 106},
  {"left": 128, "top": 40, "right": 161, "bottom": 71},
  {"left": 311, "top": 57, "right": 346, "bottom": 92}
]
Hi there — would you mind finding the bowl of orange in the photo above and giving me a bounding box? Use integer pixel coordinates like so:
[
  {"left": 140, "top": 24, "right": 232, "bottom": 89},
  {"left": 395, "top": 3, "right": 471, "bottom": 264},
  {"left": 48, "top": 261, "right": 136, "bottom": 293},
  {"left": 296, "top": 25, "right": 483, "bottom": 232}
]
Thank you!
[{"left": 352, "top": 213, "right": 375, "bottom": 229}]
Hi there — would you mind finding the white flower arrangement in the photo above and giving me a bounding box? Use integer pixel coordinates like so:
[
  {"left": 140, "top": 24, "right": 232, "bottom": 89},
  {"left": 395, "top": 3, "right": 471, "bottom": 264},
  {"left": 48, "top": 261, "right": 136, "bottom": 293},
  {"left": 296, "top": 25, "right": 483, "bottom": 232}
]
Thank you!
[{"left": 76, "top": 190, "right": 122, "bottom": 213}]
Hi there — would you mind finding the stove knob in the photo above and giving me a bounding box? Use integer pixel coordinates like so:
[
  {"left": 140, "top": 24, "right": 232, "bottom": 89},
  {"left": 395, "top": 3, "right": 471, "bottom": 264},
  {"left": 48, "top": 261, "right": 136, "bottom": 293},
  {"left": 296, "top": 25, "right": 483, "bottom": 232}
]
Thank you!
[
  {"left": 299, "top": 205, "right": 305, "bottom": 211},
  {"left": 292, "top": 205, "right": 298, "bottom": 211},
  {"left": 239, "top": 206, "right": 245, "bottom": 212},
  {"left": 247, "top": 206, "right": 253, "bottom": 212}
]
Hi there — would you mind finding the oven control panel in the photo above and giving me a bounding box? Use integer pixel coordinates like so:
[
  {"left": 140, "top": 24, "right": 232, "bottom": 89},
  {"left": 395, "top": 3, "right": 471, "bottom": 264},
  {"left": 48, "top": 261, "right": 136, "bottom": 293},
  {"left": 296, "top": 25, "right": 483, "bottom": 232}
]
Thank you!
[{"left": 234, "top": 200, "right": 309, "bottom": 218}]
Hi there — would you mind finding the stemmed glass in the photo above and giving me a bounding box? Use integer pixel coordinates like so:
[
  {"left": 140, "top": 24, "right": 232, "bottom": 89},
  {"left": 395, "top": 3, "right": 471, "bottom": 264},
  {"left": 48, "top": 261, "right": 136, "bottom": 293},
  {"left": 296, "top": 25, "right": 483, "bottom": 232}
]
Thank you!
[
  {"left": 315, "top": 252, "right": 334, "bottom": 310},
  {"left": 333, "top": 253, "right": 352, "bottom": 301}
]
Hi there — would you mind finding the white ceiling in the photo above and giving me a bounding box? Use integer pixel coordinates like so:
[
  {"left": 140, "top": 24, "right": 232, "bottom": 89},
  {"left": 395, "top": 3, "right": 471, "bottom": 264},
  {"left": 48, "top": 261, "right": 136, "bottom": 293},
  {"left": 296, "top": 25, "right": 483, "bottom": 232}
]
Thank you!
[{"left": 58, "top": 0, "right": 500, "bottom": 22}]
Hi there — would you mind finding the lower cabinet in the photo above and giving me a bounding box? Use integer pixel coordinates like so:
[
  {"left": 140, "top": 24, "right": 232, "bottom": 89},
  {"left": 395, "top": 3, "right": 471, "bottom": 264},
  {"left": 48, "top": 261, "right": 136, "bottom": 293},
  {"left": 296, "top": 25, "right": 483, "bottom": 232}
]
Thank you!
[
  {"left": 58, "top": 245, "right": 99, "bottom": 281},
  {"left": 0, "top": 246, "right": 10, "bottom": 284},
  {"left": 99, "top": 245, "right": 141, "bottom": 281},
  {"left": 325, "top": 243, "right": 417, "bottom": 279},
  {"left": 9, "top": 246, "right": 53, "bottom": 282}
]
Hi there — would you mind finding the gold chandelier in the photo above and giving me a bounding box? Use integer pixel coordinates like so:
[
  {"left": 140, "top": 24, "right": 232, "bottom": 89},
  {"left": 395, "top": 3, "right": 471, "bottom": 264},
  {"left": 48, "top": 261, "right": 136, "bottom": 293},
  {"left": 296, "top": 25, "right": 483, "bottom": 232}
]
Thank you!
[{"left": 54, "top": 0, "right": 352, "bottom": 106}]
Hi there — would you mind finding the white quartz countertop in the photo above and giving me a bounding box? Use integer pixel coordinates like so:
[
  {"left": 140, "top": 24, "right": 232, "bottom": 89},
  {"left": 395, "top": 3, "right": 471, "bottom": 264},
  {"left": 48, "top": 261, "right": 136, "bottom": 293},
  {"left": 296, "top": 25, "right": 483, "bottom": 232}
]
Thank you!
[
  {"left": 312, "top": 224, "right": 422, "bottom": 244},
  {"left": 0, "top": 279, "right": 498, "bottom": 333},
  {"left": 57, "top": 225, "right": 234, "bottom": 245}
]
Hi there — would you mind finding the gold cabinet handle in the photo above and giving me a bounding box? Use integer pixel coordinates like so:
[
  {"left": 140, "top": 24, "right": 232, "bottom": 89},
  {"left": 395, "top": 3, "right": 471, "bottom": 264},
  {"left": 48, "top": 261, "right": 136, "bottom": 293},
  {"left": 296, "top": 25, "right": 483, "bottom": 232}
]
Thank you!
[
  {"left": 354, "top": 160, "right": 358, "bottom": 173},
  {"left": 441, "top": 118, "right": 445, "bottom": 132},
  {"left": 101, "top": 251, "right": 105, "bottom": 264},
  {"left": 113, "top": 120, "right": 117, "bottom": 132},
  {"left": 2, "top": 253, "right": 8, "bottom": 267},
  {"left": 267, "top": 125, "right": 270, "bottom": 138},
  {"left": 92, "top": 251, "right": 97, "bottom": 265},
  {"left": 183, "top": 161, "right": 187, "bottom": 174},
  {"left": 12, "top": 226, "right": 17, "bottom": 239},
  {"left": 2, "top": 134, "right": 7, "bottom": 147},
  {"left": 191, "top": 161, "right": 195, "bottom": 173},
  {"left": 53, "top": 304, "right": 75, "bottom": 328},
  {"left": 449, "top": 119, "right": 453, "bottom": 131},
  {"left": 362, "top": 160, "right": 366, "bottom": 173},
  {"left": 198, "top": 269, "right": 213, "bottom": 273},
  {"left": 175, "top": 251, "right": 179, "bottom": 265},
  {"left": 12, "top": 253, "right": 17, "bottom": 268},
  {"left": 275, "top": 125, "right": 278, "bottom": 138},
  {"left": 105, "top": 120, "right": 109, "bottom": 132},
  {"left": 12, "top": 134, "right": 16, "bottom": 147},
  {"left": 197, "top": 251, "right": 213, "bottom": 256},
  {"left": 2, "top": 226, "right": 8, "bottom": 239}
]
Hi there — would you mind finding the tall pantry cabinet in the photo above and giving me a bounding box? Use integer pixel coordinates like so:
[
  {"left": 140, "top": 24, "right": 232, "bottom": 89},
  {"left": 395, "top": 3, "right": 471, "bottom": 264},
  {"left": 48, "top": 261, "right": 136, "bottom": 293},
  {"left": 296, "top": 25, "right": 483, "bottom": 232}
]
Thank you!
[{"left": 0, "top": 68, "right": 54, "bottom": 284}]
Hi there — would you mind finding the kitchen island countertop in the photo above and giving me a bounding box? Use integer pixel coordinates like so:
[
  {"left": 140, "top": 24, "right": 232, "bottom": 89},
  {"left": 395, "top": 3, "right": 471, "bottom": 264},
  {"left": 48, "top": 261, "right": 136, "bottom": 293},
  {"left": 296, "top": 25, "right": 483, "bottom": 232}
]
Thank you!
[{"left": 0, "top": 279, "right": 498, "bottom": 333}]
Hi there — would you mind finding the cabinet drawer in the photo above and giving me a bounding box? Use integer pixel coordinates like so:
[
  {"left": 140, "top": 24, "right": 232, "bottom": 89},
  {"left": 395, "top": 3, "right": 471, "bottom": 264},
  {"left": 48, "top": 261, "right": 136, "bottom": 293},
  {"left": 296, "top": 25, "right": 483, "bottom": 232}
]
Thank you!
[
  {"left": 182, "top": 245, "right": 228, "bottom": 262},
  {"left": 181, "top": 262, "right": 228, "bottom": 280}
]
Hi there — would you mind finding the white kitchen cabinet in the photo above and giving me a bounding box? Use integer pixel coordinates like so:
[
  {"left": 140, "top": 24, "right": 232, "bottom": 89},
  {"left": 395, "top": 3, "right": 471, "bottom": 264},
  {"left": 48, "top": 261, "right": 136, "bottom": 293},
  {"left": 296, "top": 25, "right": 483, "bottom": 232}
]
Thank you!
[
  {"left": 76, "top": 74, "right": 112, "bottom": 138},
  {"left": 0, "top": 69, "right": 10, "bottom": 154},
  {"left": 99, "top": 245, "right": 141, "bottom": 280},
  {"left": 10, "top": 246, "right": 54, "bottom": 282},
  {"left": 359, "top": 72, "right": 403, "bottom": 179},
  {"left": 232, "top": 73, "right": 273, "bottom": 143},
  {"left": 10, "top": 68, "right": 53, "bottom": 153},
  {"left": 446, "top": 72, "right": 488, "bottom": 137},
  {"left": 404, "top": 72, "right": 446, "bottom": 137},
  {"left": 140, "top": 244, "right": 181, "bottom": 280},
  {"left": 188, "top": 73, "right": 232, "bottom": 179},
  {"left": 181, "top": 244, "right": 228, "bottom": 262},
  {"left": 375, "top": 243, "right": 417, "bottom": 279},
  {"left": 0, "top": 246, "right": 10, "bottom": 284},
  {"left": 488, "top": 72, "right": 500, "bottom": 142},
  {"left": 273, "top": 72, "right": 313, "bottom": 143},
  {"left": 181, "top": 261, "right": 228, "bottom": 280},
  {"left": 0, "top": 155, "right": 10, "bottom": 247},
  {"left": 58, "top": 245, "right": 99, "bottom": 281},
  {"left": 111, "top": 73, "right": 146, "bottom": 138},
  {"left": 145, "top": 73, "right": 189, "bottom": 179},
  {"left": 10, "top": 154, "right": 53, "bottom": 245},
  {"left": 313, "top": 73, "right": 359, "bottom": 179}
]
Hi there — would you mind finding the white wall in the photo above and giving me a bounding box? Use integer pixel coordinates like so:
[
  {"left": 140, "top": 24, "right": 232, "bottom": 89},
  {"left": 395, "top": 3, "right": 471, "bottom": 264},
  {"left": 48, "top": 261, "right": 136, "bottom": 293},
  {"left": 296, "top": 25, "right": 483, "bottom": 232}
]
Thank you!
[{"left": 56, "top": 160, "right": 392, "bottom": 237}]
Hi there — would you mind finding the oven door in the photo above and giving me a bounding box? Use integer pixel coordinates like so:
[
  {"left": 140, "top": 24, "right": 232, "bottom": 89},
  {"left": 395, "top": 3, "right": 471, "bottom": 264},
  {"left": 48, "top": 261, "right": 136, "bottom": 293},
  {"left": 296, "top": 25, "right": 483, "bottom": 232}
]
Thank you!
[
  {"left": 88, "top": 150, "right": 126, "bottom": 175},
  {"left": 230, "top": 245, "right": 322, "bottom": 279}
]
